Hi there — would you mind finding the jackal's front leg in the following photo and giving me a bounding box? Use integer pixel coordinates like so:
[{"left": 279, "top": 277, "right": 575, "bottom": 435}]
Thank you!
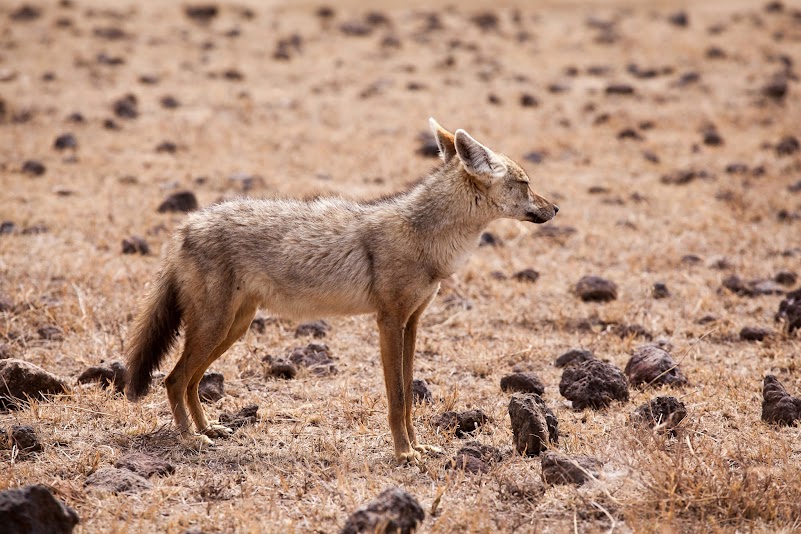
[{"left": 377, "top": 314, "right": 419, "bottom": 464}]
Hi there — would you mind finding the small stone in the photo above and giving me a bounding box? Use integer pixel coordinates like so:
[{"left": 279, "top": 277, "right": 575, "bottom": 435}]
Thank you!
[
  {"left": 341, "top": 487, "right": 424, "bottom": 534},
  {"left": 93, "top": 27, "right": 127, "bottom": 40},
  {"left": 775, "top": 271, "right": 797, "bottom": 286},
  {"left": 508, "top": 393, "right": 558, "bottom": 456},
  {"left": 617, "top": 128, "right": 642, "bottom": 141},
  {"left": 218, "top": 404, "right": 258, "bottom": 429},
  {"left": 725, "top": 163, "right": 749, "bottom": 174},
  {"left": 157, "top": 190, "right": 198, "bottom": 213},
  {"left": 185, "top": 4, "right": 218, "bottom": 22},
  {"left": 776, "top": 136, "right": 799, "bottom": 157},
  {"left": 520, "top": 93, "right": 538, "bottom": 107},
  {"left": 652, "top": 282, "right": 670, "bottom": 299},
  {"left": 761, "top": 375, "right": 801, "bottom": 426},
  {"left": 115, "top": 452, "right": 174, "bottom": 478},
  {"left": 0, "top": 485, "right": 79, "bottom": 534},
  {"left": 702, "top": 129, "right": 724, "bottom": 146},
  {"left": 160, "top": 95, "right": 180, "bottom": 109},
  {"left": 8, "top": 425, "right": 43, "bottom": 454},
  {"left": 294, "top": 320, "right": 329, "bottom": 338},
  {"left": 740, "top": 326, "right": 771, "bottom": 341},
  {"left": 265, "top": 357, "right": 297, "bottom": 379},
  {"left": 624, "top": 344, "right": 687, "bottom": 387},
  {"left": 84, "top": 467, "right": 151, "bottom": 494},
  {"left": 10, "top": 5, "right": 42, "bottom": 21},
  {"left": 479, "top": 232, "right": 501, "bottom": 247},
  {"left": 38, "top": 325, "right": 63, "bottom": 340},
  {"left": 433, "top": 410, "right": 488, "bottom": 437},
  {"left": 471, "top": 12, "right": 499, "bottom": 31},
  {"left": 339, "top": 20, "right": 372, "bottom": 37},
  {"left": 77, "top": 361, "right": 127, "bottom": 393},
  {"left": 447, "top": 453, "right": 490, "bottom": 474},
  {"left": 762, "top": 74, "right": 788, "bottom": 100},
  {"left": 512, "top": 269, "right": 539, "bottom": 283},
  {"left": 198, "top": 372, "right": 224, "bottom": 403},
  {"left": 605, "top": 83, "right": 635, "bottom": 95},
  {"left": 53, "top": 133, "right": 77, "bottom": 150},
  {"left": 455, "top": 441, "right": 503, "bottom": 464},
  {"left": 155, "top": 141, "right": 178, "bottom": 153},
  {"left": 554, "top": 348, "right": 595, "bottom": 368},
  {"left": 112, "top": 94, "right": 138, "bottom": 119},
  {"left": 523, "top": 151, "right": 546, "bottom": 164},
  {"left": 0, "top": 221, "right": 14, "bottom": 235},
  {"left": 289, "top": 343, "right": 337, "bottom": 376},
  {"left": 575, "top": 275, "right": 618, "bottom": 302},
  {"left": 22, "top": 160, "right": 46, "bottom": 176},
  {"left": 416, "top": 131, "right": 439, "bottom": 158},
  {"left": 632, "top": 396, "right": 687, "bottom": 434},
  {"left": 500, "top": 372, "right": 545, "bottom": 395},
  {"left": 121, "top": 236, "right": 150, "bottom": 255},
  {"left": 559, "top": 359, "right": 629, "bottom": 409},
  {"left": 776, "top": 289, "right": 801, "bottom": 333},
  {"left": 411, "top": 379, "right": 432, "bottom": 404},
  {"left": 541, "top": 451, "right": 602, "bottom": 485}
]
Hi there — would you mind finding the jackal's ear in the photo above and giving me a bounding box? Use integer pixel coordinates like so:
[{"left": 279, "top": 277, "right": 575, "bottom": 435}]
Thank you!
[
  {"left": 429, "top": 117, "right": 457, "bottom": 162},
  {"left": 454, "top": 129, "right": 507, "bottom": 180}
]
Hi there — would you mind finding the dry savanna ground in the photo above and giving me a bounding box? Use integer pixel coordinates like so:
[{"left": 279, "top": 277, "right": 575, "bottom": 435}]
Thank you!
[{"left": 2, "top": 0, "right": 801, "bottom": 532}]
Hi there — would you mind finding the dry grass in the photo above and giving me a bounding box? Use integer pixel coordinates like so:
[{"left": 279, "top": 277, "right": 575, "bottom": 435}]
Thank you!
[{"left": 2, "top": 0, "right": 801, "bottom": 532}]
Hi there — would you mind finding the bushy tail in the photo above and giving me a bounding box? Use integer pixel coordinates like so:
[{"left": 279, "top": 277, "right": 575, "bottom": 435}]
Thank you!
[{"left": 125, "top": 270, "right": 182, "bottom": 400}]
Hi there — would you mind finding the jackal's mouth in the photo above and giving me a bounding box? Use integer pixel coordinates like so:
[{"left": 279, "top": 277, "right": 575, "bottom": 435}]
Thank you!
[{"left": 525, "top": 210, "right": 553, "bottom": 224}]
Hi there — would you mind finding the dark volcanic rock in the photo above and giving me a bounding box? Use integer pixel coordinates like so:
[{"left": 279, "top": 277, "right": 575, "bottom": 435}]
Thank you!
[
  {"left": 294, "top": 320, "right": 329, "bottom": 338},
  {"left": 775, "top": 271, "right": 797, "bottom": 286},
  {"left": 84, "top": 467, "right": 151, "bottom": 493},
  {"left": 341, "top": 487, "right": 424, "bottom": 534},
  {"left": 8, "top": 425, "right": 43, "bottom": 454},
  {"left": 22, "top": 160, "right": 46, "bottom": 176},
  {"left": 38, "top": 325, "right": 63, "bottom": 340},
  {"left": 219, "top": 404, "right": 259, "bottom": 429},
  {"left": 508, "top": 393, "right": 558, "bottom": 456},
  {"left": 776, "top": 288, "right": 801, "bottom": 333},
  {"left": 185, "top": 4, "right": 218, "bottom": 22},
  {"left": 455, "top": 441, "right": 503, "bottom": 464},
  {"left": 541, "top": 451, "right": 602, "bottom": 485},
  {"left": 433, "top": 410, "right": 488, "bottom": 437},
  {"left": 624, "top": 344, "right": 687, "bottom": 387},
  {"left": 512, "top": 269, "right": 539, "bottom": 283},
  {"left": 289, "top": 343, "right": 337, "bottom": 376},
  {"left": 0, "top": 485, "right": 79, "bottom": 534},
  {"left": 762, "top": 74, "right": 788, "bottom": 100},
  {"left": 559, "top": 359, "right": 629, "bottom": 409},
  {"left": 10, "top": 5, "right": 42, "bottom": 21},
  {"left": 761, "top": 375, "right": 801, "bottom": 426},
  {"left": 554, "top": 348, "right": 595, "bottom": 368},
  {"left": 575, "top": 275, "right": 618, "bottom": 302},
  {"left": 723, "top": 275, "right": 785, "bottom": 297},
  {"left": 500, "top": 372, "right": 545, "bottom": 395},
  {"left": 652, "top": 282, "right": 670, "bottom": 299},
  {"left": 632, "top": 396, "right": 687, "bottom": 434},
  {"left": 121, "top": 236, "right": 150, "bottom": 255},
  {"left": 265, "top": 357, "right": 297, "bottom": 379},
  {"left": 605, "top": 83, "right": 635, "bottom": 95},
  {"left": 447, "top": 453, "right": 490, "bottom": 474},
  {"left": 411, "top": 379, "right": 432, "bottom": 404},
  {"left": 112, "top": 94, "right": 138, "bottom": 119},
  {"left": 53, "top": 133, "right": 77, "bottom": 150},
  {"left": 479, "top": 232, "right": 501, "bottom": 247},
  {"left": 0, "top": 359, "right": 67, "bottom": 409},
  {"left": 198, "top": 372, "right": 225, "bottom": 403},
  {"left": 77, "top": 361, "right": 127, "bottom": 393},
  {"left": 667, "top": 11, "right": 689, "bottom": 27},
  {"left": 415, "top": 131, "right": 439, "bottom": 157},
  {"left": 157, "top": 190, "right": 198, "bottom": 213},
  {"left": 115, "top": 452, "right": 174, "bottom": 478},
  {"left": 776, "top": 136, "right": 799, "bottom": 157},
  {"left": 740, "top": 326, "right": 771, "bottom": 341}
]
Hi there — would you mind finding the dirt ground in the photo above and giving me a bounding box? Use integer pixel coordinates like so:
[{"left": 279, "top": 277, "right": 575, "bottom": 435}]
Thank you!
[{"left": 2, "top": 0, "right": 801, "bottom": 532}]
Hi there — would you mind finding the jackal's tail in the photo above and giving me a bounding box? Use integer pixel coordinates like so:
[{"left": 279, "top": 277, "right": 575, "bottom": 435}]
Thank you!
[{"left": 125, "top": 270, "right": 182, "bottom": 400}]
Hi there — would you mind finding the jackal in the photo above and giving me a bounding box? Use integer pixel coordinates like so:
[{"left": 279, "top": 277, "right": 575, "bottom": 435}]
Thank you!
[{"left": 125, "top": 118, "right": 558, "bottom": 463}]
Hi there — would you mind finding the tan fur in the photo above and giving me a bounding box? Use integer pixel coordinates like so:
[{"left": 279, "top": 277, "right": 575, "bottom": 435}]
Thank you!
[{"left": 125, "top": 119, "right": 558, "bottom": 462}]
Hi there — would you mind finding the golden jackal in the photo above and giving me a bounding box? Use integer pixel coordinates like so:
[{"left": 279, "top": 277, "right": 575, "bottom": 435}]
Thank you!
[{"left": 125, "top": 119, "right": 558, "bottom": 463}]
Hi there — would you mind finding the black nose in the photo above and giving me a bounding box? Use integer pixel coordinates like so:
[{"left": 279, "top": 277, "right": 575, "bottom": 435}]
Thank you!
[{"left": 554, "top": 205, "right": 559, "bottom": 214}]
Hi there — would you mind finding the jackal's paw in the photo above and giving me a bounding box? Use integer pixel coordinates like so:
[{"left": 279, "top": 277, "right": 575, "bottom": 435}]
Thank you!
[
  {"left": 202, "top": 423, "right": 234, "bottom": 439},
  {"left": 413, "top": 443, "right": 444, "bottom": 455},
  {"left": 180, "top": 432, "right": 214, "bottom": 450},
  {"left": 395, "top": 449, "right": 422, "bottom": 465}
]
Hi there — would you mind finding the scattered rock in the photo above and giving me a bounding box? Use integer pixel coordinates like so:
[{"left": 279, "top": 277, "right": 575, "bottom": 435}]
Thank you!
[
  {"left": 433, "top": 409, "right": 488, "bottom": 437},
  {"left": 740, "top": 326, "right": 771, "bottom": 341},
  {"left": 155, "top": 141, "right": 177, "bottom": 153},
  {"left": 185, "top": 4, "right": 218, "bottom": 22},
  {"left": 84, "top": 467, "right": 152, "bottom": 494},
  {"left": 22, "top": 160, "right": 46, "bottom": 176},
  {"left": 652, "top": 282, "right": 670, "bottom": 299},
  {"left": 341, "top": 487, "right": 424, "bottom": 534},
  {"left": 160, "top": 95, "right": 180, "bottom": 109},
  {"left": 776, "top": 288, "right": 801, "bottom": 333},
  {"left": 617, "top": 128, "right": 642, "bottom": 141},
  {"left": 471, "top": 12, "right": 499, "bottom": 32},
  {"left": 455, "top": 441, "right": 503, "bottom": 464},
  {"left": 762, "top": 74, "right": 788, "bottom": 100},
  {"left": 411, "top": 379, "right": 432, "bottom": 404},
  {"left": 523, "top": 151, "right": 546, "bottom": 164},
  {"left": 339, "top": 20, "right": 372, "bottom": 37},
  {"left": 559, "top": 359, "right": 629, "bottom": 409},
  {"left": 761, "top": 375, "right": 801, "bottom": 426},
  {"left": 7, "top": 425, "right": 43, "bottom": 454},
  {"left": 512, "top": 269, "right": 539, "bottom": 283},
  {"left": 775, "top": 271, "right": 797, "bottom": 286},
  {"left": 667, "top": 11, "right": 689, "bottom": 27},
  {"left": 53, "top": 133, "right": 77, "bottom": 150},
  {"left": 198, "top": 372, "right": 225, "bottom": 403},
  {"left": 479, "top": 232, "right": 501, "bottom": 247},
  {"left": 776, "top": 136, "right": 799, "bottom": 157},
  {"left": 77, "top": 361, "right": 127, "bottom": 393},
  {"left": 554, "top": 348, "right": 595, "bottom": 368},
  {"left": 157, "top": 190, "right": 198, "bottom": 213},
  {"left": 661, "top": 169, "right": 700, "bottom": 185},
  {"left": 575, "top": 275, "right": 618, "bottom": 302},
  {"left": 416, "top": 131, "right": 439, "bottom": 158},
  {"left": 289, "top": 344, "right": 337, "bottom": 376},
  {"left": 10, "top": 5, "right": 42, "bottom": 22},
  {"left": 115, "top": 452, "right": 174, "bottom": 478},
  {"left": 0, "top": 485, "right": 79, "bottom": 534},
  {"left": 624, "top": 344, "right": 687, "bottom": 387},
  {"left": 121, "top": 236, "right": 150, "bottom": 255},
  {"left": 520, "top": 93, "right": 538, "bottom": 107},
  {"left": 723, "top": 275, "right": 785, "bottom": 297},
  {"left": 112, "top": 94, "right": 138, "bottom": 119},
  {"left": 702, "top": 128, "right": 724, "bottom": 146},
  {"left": 1, "top": 221, "right": 14, "bottom": 235},
  {"left": 294, "top": 320, "right": 329, "bottom": 338},
  {"left": 508, "top": 393, "right": 558, "bottom": 456},
  {"left": 500, "top": 372, "right": 545, "bottom": 395},
  {"left": 633, "top": 396, "right": 687, "bottom": 434},
  {"left": 93, "top": 27, "right": 127, "bottom": 40},
  {"left": 613, "top": 323, "right": 653, "bottom": 340},
  {"left": 0, "top": 359, "right": 67, "bottom": 409},
  {"left": 541, "top": 451, "right": 602, "bottom": 485},
  {"left": 605, "top": 83, "right": 635, "bottom": 95},
  {"left": 218, "top": 404, "right": 258, "bottom": 429},
  {"left": 447, "top": 453, "right": 490, "bottom": 474},
  {"left": 38, "top": 325, "right": 63, "bottom": 340},
  {"left": 265, "top": 357, "right": 297, "bottom": 379}
]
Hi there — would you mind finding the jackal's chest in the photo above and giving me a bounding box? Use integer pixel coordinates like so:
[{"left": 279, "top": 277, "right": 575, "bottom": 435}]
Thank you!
[{"left": 422, "top": 239, "right": 479, "bottom": 281}]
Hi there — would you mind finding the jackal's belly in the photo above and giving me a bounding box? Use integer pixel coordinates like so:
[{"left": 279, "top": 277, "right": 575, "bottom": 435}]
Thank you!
[{"left": 258, "top": 283, "right": 375, "bottom": 320}]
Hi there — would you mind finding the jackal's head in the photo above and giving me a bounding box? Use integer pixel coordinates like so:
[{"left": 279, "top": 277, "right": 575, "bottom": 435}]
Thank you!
[{"left": 429, "top": 118, "right": 558, "bottom": 224}]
